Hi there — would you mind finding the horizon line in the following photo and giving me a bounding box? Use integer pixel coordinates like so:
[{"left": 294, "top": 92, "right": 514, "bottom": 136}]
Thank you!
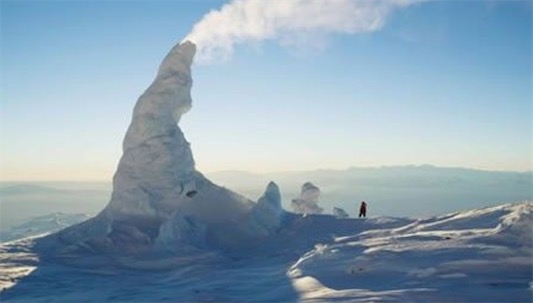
[{"left": 1, "top": 164, "right": 531, "bottom": 183}]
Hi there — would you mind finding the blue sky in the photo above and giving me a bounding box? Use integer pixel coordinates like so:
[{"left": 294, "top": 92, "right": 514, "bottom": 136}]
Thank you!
[{"left": 1, "top": 0, "right": 531, "bottom": 181}]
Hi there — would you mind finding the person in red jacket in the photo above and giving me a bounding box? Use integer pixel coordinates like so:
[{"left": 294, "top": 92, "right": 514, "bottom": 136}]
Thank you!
[{"left": 359, "top": 201, "right": 367, "bottom": 218}]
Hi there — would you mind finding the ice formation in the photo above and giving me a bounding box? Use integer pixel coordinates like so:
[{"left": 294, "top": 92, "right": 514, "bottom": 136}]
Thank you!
[
  {"left": 333, "top": 207, "right": 349, "bottom": 219},
  {"left": 251, "top": 182, "right": 285, "bottom": 236},
  {"left": 44, "top": 41, "right": 282, "bottom": 255},
  {"left": 291, "top": 182, "right": 324, "bottom": 215}
]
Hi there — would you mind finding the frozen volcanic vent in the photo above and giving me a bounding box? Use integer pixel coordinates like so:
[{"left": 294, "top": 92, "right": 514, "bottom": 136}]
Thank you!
[
  {"left": 291, "top": 182, "right": 324, "bottom": 215},
  {"left": 35, "top": 41, "right": 282, "bottom": 261}
]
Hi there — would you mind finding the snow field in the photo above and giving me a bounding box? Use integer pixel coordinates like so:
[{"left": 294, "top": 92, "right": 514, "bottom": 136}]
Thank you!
[{"left": 1, "top": 201, "right": 531, "bottom": 302}]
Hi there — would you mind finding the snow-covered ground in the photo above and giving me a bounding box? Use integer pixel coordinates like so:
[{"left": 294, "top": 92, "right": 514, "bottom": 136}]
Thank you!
[{"left": 1, "top": 201, "right": 531, "bottom": 302}]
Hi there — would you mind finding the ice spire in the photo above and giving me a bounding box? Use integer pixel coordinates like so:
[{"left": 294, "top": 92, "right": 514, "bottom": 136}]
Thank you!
[
  {"left": 50, "top": 41, "right": 283, "bottom": 255},
  {"left": 55, "top": 41, "right": 204, "bottom": 249}
]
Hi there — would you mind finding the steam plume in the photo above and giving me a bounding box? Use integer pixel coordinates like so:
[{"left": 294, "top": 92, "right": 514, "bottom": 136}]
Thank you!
[{"left": 184, "top": 0, "right": 422, "bottom": 63}]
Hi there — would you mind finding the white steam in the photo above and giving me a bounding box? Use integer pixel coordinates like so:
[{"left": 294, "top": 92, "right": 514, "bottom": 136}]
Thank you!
[{"left": 184, "top": 0, "right": 422, "bottom": 63}]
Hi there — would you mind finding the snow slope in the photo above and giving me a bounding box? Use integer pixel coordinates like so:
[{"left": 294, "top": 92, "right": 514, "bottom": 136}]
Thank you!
[
  {"left": 1, "top": 201, "right": 531, "bottom": 302},
  {"left": 289, "top": 202, "right": 532, "bottom": 302}
]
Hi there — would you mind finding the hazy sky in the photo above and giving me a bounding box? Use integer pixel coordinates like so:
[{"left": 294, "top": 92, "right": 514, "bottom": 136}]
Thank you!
[{"left": 1, "top": 0, "right": 531, "bottom": 181}]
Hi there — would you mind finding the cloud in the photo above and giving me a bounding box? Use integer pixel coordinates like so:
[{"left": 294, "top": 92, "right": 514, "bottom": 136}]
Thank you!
[{"left": 184, "top": 0, "right": 423, "bottom": 63}]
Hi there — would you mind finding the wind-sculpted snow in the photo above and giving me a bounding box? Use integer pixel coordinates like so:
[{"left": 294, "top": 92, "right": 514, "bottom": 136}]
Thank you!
[
  {"left": 288, "top": 201, "right": 532, "bottom": 302},
  {"left": 1, "top": 202, "right": 531, "bottom": 302}
]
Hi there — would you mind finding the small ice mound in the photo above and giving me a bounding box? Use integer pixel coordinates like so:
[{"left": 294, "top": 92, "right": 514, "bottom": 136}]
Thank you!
[
  {"left": 333, "top": 207, "right": 349, "bottom": 219},
  {"left": 250, "top": 181, "right": 285, "bottom": 236},
  {"left": 291, "top": 182, "right": 323, "bottom": 215}
]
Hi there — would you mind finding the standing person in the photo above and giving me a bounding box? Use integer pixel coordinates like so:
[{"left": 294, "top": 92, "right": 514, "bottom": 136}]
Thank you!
[{"left": 359, "top": 201, "right": 367, "bottom": 218}]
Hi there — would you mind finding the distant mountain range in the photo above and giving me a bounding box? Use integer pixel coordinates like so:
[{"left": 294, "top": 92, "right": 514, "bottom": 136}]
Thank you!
[{"left": 0, "top": 184, "right": 63, "bottom": 196}]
